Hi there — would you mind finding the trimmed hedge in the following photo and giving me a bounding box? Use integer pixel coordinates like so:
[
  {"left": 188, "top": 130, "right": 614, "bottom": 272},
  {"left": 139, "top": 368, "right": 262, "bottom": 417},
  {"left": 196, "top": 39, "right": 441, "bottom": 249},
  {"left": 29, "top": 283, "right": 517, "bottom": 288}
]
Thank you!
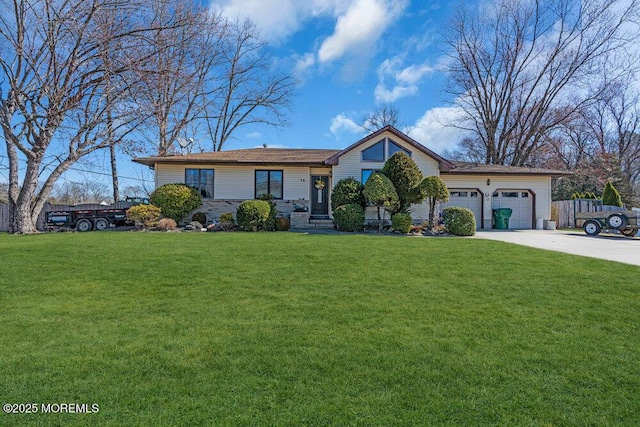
[
  {"left": 391, "top": 212, "right": 412, "bottom": 233},
  {"left": 126, "top": 204, "right": 162, "bottom": 228},
  {"left": 442, "top": 206, "right": 476, "bottom": 236},
  {"left": 331, "top": 178, "right": 366, "bottom": 210},
  {"left": 149, "top": 184, "right": 202, "bottom": 222},
  {"left": 219, "top": 212, "right": 235, "bottom": 224},
  {"left": 236, "top": 200, "right": 271, "bottom": 231},
  {"left": 333, "top": 204, "right": 365, "bottom": 232}
]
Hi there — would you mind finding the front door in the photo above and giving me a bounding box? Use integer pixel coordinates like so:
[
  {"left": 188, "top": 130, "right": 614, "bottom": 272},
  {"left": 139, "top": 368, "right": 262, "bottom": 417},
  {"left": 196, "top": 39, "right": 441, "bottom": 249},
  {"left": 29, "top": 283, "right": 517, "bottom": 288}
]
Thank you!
[{"left": 311, "top": 176, "right": 329, "bottom": 216}]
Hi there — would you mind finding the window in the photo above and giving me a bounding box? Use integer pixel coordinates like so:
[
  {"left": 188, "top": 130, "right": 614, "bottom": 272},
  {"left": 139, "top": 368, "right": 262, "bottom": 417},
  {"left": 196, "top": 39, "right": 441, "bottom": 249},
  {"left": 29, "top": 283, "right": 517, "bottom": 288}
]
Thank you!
[
  {"left": 361, "top": 169, "right": 381, "bottom": 183},
  {"left": 501, "top": 192, "right": 519, "bottom": 198},
  {"left": 451, "top": 191, "right": 469, "bottom": 197},
  {"left": 470, "top": 191, "right": 479, "bottom": 197},
  {"left": 361, "top": 138, "right": 411, "bottom": 162},
  {"left": 521, "top": 192, "right": 529, "bottom": 198},
  {"left": 255, "top": 170, "right": 283, "bottom": 199},
  {"left": 361, "top": 141, "right": 385, "bottom": 162},
  {"left": 388, "top": 139, "right": 411, "bottom": 158},
  {"left": 185, "top": 169, "right": 214, "bottom": 198}
]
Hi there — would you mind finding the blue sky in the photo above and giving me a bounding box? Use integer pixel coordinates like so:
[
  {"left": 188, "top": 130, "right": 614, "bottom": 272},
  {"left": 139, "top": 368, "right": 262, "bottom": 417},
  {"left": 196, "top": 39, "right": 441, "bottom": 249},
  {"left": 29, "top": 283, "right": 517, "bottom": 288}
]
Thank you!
[
  {"left": 1, "top": 0, "right": 469, "bottom": 195},
  {"left": 214, "top": 0, "right": 465, "bottom": 153}
]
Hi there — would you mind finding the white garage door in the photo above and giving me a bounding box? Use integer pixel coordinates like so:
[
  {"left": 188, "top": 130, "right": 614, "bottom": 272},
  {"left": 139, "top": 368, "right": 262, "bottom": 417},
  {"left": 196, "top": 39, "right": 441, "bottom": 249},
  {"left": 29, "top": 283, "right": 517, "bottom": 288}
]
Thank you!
[
  {"left": 441, "top": 190, "right": 482, "bottom": 229},
  {"left": 492, "top": 190, "right": 533, "bottom": 229}
]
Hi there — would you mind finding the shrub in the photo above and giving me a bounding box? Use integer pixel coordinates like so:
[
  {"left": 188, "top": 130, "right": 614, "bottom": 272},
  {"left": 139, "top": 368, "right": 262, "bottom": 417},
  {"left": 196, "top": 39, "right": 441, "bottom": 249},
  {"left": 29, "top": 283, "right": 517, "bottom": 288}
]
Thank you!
[
  {"left": 391, "top": 212, "right": 412, "bottom": 233},
  {"left": 257, "top": 193, "right": 277, "bottom": 231},
  {"left": 236, "top": 200, "right": 271, "bottom": 231},
  {"left": 156, "top": 218, "right": 177, "bottom": 231},
  {"left": 381, "top": 152, "right": 424, "bottom": 213},
  {"left": 602, "top": 181, "right": 623, "bottom": 207},
  {"left": 149, "top": 184, "right": 202, "bottom": 222},
  {"left": 126, "top": 204, "right": 162, "bottom": 228},
  {"left": 331, "top": 177, "right": 366, "bottom": 210},
  {"left": 219, "top": 212, "right": 234, "bottom": 224},
  {"left": 275, "top": 216, "right": 290, "bottom": 231},
  {"left": 442, "top": 206, "right": 476, "bottom": 236},
  {"left": 191, "top": 212, "right": 207, "bottom": 224},
  {"left": 333, "top": 204, "right": 365, "bottom": 232},
  {"left": 363, "top": 172, "right": 399, "bottom": 232},
  {"left": 421, "top": 176, "right": 449, "bottom": 229}
]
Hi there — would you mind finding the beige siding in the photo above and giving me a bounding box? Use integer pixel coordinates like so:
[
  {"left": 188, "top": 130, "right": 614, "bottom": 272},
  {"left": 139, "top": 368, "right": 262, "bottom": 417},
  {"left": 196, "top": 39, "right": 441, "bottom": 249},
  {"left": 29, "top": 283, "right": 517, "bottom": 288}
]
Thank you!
[
  {"left": 331, "top": 130, "right": 440, "bottom": 222},
  {"left": 155, "top": 164, "right": 311, "bottom": 200},
  {"left": 442, "top": 174, "right": 551, "bottom": 229},
  {"left": 332, "top": 130, "right": 440, "bottom": 184}
]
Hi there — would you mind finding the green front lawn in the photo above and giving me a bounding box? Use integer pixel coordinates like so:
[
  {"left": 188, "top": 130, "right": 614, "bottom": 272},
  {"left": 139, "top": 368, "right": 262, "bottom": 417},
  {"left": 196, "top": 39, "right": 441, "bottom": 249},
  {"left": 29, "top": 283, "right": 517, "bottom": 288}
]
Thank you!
[{"left": 1, "top": 232, "right": 639, "bottom": 425}]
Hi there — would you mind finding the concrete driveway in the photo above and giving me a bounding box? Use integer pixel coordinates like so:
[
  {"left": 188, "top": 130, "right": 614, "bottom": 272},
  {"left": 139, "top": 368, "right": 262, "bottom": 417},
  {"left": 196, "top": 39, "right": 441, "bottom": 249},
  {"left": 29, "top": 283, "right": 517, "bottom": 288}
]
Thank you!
[{"left": 475, "top": 229, "right": 640, "bottom": 266}]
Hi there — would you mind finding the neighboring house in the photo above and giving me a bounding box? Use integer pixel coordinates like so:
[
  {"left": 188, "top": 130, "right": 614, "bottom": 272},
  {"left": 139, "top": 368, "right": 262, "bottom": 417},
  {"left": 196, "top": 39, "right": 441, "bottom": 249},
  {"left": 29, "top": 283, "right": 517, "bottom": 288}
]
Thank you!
[{"left": 133, "top": 126, "right": 568, "bottom": 229}]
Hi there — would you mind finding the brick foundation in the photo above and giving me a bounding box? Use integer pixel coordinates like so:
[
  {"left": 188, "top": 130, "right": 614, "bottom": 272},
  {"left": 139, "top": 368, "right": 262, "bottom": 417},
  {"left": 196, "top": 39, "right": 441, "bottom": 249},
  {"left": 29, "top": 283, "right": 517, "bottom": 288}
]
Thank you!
[{"left": 182, "top": 199, "right": 310, "bottom": 224}]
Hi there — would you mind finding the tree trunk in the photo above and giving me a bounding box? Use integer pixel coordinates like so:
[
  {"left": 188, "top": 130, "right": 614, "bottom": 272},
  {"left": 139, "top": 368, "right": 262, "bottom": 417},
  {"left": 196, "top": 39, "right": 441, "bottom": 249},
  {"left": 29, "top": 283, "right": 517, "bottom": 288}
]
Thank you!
[{"left": 110, "top": 143, "right": 119, "bottom": 202}]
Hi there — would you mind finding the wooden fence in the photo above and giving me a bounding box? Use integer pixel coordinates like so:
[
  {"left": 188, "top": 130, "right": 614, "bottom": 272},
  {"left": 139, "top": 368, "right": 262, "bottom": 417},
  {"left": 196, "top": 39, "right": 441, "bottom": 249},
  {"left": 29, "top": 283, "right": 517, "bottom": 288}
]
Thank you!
[{"left": 552, "top": 199, "right": 625, "bottom": 229}]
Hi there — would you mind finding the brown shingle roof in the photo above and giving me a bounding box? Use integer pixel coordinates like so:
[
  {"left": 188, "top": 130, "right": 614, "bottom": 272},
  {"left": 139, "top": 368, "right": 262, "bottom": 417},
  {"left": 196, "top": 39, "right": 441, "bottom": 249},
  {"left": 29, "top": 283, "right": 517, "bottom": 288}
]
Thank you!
[
  {"left": 444, "top": 161, "right": 571, "bottom": 176},
  {"left": 133, "top": 148, "right": 341, "bottom": 167}
]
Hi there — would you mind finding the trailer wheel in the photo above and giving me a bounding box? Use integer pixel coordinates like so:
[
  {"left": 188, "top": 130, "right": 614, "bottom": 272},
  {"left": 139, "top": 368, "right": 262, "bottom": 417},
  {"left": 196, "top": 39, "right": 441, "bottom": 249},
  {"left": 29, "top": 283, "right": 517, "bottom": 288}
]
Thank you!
[
  {"left": 583, "top": 220, "right": 601, "bottom": 236},
  {"left": 76, "top": 219, "right": 93, "bottom": 232},
  {"left": 621, "top": 228, "right": 637, "bottom": 237},
  {"left": 94, "top": 218, "right": 109, "bottom": 231},
  {"left": 606, "top": 213, "right": 628, "bottom": 229}
]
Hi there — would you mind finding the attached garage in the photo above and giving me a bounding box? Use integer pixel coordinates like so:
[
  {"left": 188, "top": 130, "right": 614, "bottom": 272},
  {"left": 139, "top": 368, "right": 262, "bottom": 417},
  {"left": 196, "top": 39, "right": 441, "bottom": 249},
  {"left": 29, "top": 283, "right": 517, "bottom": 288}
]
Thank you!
[
  {"left": 491, "top": 190, "right": 534, "bottom": 229},
  {"left": 441, "top": 189, "right": 483, "bottom": 229}
]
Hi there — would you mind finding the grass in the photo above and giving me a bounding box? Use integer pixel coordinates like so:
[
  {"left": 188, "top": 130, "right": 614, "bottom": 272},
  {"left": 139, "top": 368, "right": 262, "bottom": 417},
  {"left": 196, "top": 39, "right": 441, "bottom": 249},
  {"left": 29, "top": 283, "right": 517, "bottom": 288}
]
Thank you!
[{"left": 0, "top": 231, "right": 639, "bottom": 426}]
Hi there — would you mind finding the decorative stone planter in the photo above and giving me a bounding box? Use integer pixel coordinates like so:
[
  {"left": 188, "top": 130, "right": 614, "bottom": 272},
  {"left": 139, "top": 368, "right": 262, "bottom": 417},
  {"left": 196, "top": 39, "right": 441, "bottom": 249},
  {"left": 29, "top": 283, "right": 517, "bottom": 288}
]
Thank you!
[{"left": 290, "top": 212, "right": 310, "bottom": 229}]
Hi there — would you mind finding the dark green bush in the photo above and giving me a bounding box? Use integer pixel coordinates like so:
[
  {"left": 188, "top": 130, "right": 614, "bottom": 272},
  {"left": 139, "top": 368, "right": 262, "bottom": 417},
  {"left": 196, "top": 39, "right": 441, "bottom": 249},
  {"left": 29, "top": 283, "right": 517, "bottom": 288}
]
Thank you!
[
  {"left": 149, "top": 184, "right": 202, "bottom": 222},
  {"left": 331, "top": 178, "right": 366, "bottom": 210},
  {"left": 126, "top": 204, "right": 162, "bottom": 228},
  {"left": 257, "top": 193, "right": 277, "bottom": 231},
  {"left": 333, "top": 204, "right": 365, "bottom": 232},
  {"left": 219, "top": 212, "right": 234, "bottom": 224},
  {"left": 275, "top": 216, "right": 290, "bottom": 231},
  {"left": 191, "top": 212, "right": 207, "bottom": 224},
  {"left": 382, "top": 152, "right": 424, "bottom": 213},
  {"left": 442, "top": 207, "right": 476, "bottom": 236},
  {"left": 602, "top": 181, "right": 623, "bottom": 207},
  {"left": 236, "top": 200, "right": 271, "bottom": 231},
  {"left": 391, "top": 212, "right": 412, "bottom": 233}
]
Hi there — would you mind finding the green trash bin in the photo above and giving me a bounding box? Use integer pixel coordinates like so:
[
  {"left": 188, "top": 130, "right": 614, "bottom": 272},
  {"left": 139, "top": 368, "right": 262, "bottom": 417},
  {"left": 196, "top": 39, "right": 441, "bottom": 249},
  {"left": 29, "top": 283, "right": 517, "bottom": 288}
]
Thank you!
[{"left": 493, "top": 208, "right": 513, "bottom": 229}]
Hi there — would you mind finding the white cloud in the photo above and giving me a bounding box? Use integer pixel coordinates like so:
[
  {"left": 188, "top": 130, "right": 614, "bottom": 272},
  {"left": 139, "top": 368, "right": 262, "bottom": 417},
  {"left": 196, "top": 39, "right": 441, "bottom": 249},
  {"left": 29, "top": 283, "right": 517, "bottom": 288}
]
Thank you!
[
  {"left": 293, "top": 53, "right": 316, "bottom": 77},
  {"left": 214, "top": 0, "right": 408, "bottom": 69},
  {"left": 318, "top": 0, "right": 407, "bottom": 63},
  {"left": 407, "top": 107, "right": 469, "bottom": 154},
  {"left": 329, "top": 114, "right": 363, "bottom": 137},
  {"left": 374, "top": 56, "right": 435, "bottom": 103},
  {"left": 212, "top": 0, "right": 344, "bottom": 42},
  {"left": 247, "top": 132, "right": 262, "bottom": 139},
  {"left": 374, "top": 85, "right": 418, "bottom": 103}
]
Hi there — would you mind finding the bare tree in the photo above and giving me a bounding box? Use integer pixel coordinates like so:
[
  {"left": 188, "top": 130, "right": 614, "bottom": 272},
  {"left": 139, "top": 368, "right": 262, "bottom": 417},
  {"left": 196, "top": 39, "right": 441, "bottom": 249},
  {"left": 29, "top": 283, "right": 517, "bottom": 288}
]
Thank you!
[
  {"left": 446, "top": 0, "right": 640, "bottom": 166},
  {"left": 361, "top": 104, "right": 400, "bottom": 133},
  {"left": 204, "top": 18, "right": 296, "bottom": 151},
  {"left": 0, "top": 0, "right": 177, "bottom": 233},
  {"left": 51, "top": 181, "right": 112, "bottom": 205},
  {"left": 130, "top": 1, "right": 226, "bottom": 156}
]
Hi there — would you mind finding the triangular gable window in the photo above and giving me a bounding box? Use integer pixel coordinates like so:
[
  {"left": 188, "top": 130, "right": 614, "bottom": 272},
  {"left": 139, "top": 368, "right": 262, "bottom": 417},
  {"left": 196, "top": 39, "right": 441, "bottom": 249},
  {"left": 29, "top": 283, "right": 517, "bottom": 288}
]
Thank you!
[
  {"left": 361, "top": 140, "right": 385, "bottom": 162},
  {"left": 388, "top": 139, "right": 411, "bottom": 158},
  {"left": 361, "top": 138, "right": 411, "bottom": 162}
]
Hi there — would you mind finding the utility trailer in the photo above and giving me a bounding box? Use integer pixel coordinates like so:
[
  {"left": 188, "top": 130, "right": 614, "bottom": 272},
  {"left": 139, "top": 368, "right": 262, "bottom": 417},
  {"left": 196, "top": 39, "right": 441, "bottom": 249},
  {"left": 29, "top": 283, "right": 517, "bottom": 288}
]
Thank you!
[
  {"left": 574, "top": 199, "right": 640, "bottom": 237},
  {"left": 44, "top": 198, "right": 146, "bottom": 231}
]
